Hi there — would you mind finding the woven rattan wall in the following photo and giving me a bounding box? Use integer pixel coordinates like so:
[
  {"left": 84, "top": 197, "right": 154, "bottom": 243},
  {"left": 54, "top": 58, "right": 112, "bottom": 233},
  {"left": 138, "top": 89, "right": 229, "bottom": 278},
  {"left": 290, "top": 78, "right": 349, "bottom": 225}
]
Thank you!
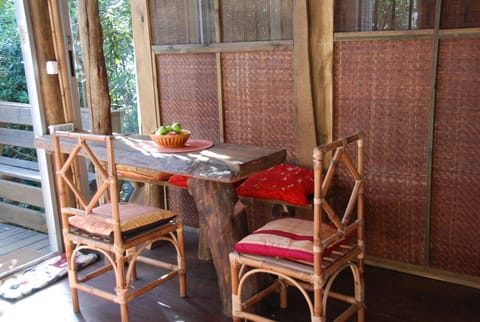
[
  {"left": 156, "top": 53, "right": 219, "bottom": 227},
  {"left": 155, "top": 51, "right": 296, "bottom": 227},
  {"left": 334, "top": 39, "right": 433, "bottom": 266},
  {"left": 222, "top": 51, "right": 297, "bottom": 163},
  {"left": 155, "top": 54, "right": 219, "bottom": 141},
  {"left": 430, "top": 38, "right": 480, "bottom": 276}
]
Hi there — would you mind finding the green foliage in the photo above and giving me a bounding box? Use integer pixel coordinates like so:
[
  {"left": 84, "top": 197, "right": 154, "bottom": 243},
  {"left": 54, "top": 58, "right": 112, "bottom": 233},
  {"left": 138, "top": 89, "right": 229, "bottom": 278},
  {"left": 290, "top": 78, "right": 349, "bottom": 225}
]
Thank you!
[
  {"left": 373, "top": 0, "right": 418, "bottom": 31},
  {"left": 0, "top": 0, "right": 28, "bottom": 103},
  {"left": 0, "top": 0, "right": 34, "bottom": 161},
  {"left": 70, "top": 0, "right": 138, "bottom": 133}
]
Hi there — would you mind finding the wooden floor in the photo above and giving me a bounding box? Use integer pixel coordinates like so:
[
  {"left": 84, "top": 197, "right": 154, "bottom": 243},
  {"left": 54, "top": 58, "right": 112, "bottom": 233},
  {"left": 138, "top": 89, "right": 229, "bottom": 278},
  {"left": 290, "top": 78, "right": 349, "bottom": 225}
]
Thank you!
[
  {"left": 0, "top": 223, "right": 50, "bottom": 277},
  {"left": 0, "top": 223, "right": 50, "bottom": 254},
  {"left": 0, "top": 227, "right": 479, "bottom": 322}
]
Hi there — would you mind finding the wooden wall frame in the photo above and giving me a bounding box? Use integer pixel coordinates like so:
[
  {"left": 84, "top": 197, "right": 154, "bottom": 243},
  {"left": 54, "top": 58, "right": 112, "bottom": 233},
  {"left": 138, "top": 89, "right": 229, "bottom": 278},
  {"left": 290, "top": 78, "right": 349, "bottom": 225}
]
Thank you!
[{"left": 131, "top": 0, "right": 332, "bottom": 167}]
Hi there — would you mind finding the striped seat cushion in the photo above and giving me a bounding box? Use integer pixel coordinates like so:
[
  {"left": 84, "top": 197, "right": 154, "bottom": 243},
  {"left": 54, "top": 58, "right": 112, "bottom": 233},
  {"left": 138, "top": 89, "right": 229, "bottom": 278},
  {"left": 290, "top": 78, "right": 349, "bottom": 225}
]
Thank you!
[
  {"left": 68, "top": 202, "right": 175, "bottom": 237},
  {"left": 234, "top": 217, "right": 348, "bottom": 263}
]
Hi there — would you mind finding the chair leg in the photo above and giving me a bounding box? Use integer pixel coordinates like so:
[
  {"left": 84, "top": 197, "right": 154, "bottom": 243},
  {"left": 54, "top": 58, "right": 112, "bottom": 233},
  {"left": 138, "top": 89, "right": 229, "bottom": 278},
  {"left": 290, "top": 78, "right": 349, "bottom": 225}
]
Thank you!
[
  {"left": 68, "top": 271, "right": 80, "bottom": 313},
  {"left": 357, "top": 259, "right": 365, "bottom": 322},
  {"left": 279, "top": 278, "right": 288, "bottom": 309},
  {"left": 120, "top": 303, "right": 129, "bottom": 322},
  {"left": 177, "top": 225, "right": 187, "bottom": 297},
  {"left": 229, "top": 253, "right": 241, "bottom": 322},
  {"left": 314, "top": 285, "right": 324, "bottom": 322},
  {"left": 115, "top": 249, "right": 130, "bottom": 322},
  {"left": 66, "top": 243, "right": 80, "bottom": 313}
]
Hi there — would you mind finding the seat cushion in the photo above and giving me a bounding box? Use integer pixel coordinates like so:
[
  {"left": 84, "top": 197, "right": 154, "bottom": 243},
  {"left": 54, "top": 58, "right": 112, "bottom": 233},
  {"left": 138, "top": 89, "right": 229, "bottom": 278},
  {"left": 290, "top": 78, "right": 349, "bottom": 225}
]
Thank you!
[
  {"left": 68, "top": 202, "right": 176, "bottom": 237},
  {"left": 235, "top": 164, "right": 314, "bottom": 206},
  {"left": 117, "top": 166, "right": 172, "bottom": 183},
  {"left": 234, "top": 217, "right": 347, "bottom": 263}
]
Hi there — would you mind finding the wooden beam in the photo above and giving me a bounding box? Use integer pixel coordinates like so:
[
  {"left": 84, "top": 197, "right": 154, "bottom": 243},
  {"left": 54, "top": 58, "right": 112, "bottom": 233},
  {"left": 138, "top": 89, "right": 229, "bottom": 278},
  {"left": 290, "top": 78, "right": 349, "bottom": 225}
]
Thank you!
[
  {"left": 152, "top": 40, "right": 293, "bottom": 54},
  {"left": 214, "top": 0, "right": 225, "bottom": 142},
  {"left": 27, "top": 0, "right": 65, "bottom": 126},
  {"left": 310, "top": 0, "right": 333, "bottom": 145},
  {"left": 47, "top": 0, "right": 75, "bottom": 125},
  {"left": 294, "top": 0, "right": 317, "bottom": 166},
  {"left": 131, "top": 0, "right": 159, "bottom": 134}
]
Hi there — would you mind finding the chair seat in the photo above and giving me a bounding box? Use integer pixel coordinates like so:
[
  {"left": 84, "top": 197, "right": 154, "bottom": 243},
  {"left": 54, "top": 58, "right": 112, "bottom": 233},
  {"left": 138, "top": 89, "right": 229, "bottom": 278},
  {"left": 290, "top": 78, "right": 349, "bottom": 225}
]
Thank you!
[
  {"left": 234, "top": 217, "right": 353, "bottom": 263},
  {"left": 68, "top": 202, "right": 176, "bottom": 238}
]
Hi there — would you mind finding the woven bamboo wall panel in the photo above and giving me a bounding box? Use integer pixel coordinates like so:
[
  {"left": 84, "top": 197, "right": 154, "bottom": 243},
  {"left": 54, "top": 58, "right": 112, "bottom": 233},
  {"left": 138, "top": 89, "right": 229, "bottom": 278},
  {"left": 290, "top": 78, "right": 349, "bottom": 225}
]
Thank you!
[
  {"left": 156, "top": 53, "right": 219, "bottom": 228},
  {"left": 167, "top": 187, "right": 199, "bottom": 228},
  {"left": 430, "top": 38, "right": 480, "bottom": 276},
  {"left": 149, "top": 0, "right": 205, "bottom": 45},
  {"left": 156, "top": 54, "right": 219, "bottom": 141},
  {"left": 222, "top": 51, "right": 297, "bottom": 163},
  {"left": 334, "top": 40, "right": 433, "bottom": 265}
]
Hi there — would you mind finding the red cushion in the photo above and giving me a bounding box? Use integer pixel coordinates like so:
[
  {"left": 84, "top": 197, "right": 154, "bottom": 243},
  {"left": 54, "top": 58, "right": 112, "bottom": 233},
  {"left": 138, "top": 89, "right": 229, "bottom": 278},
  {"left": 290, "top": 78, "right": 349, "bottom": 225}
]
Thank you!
[
  {"left": 235, "top": 164, "right": 314, "bottom": 206},
  {"left": 234, "top": 217, "right": 346, "bottom": 263},
  {"left": 168, "top": 174, "right": 190, "bottom": 188}
]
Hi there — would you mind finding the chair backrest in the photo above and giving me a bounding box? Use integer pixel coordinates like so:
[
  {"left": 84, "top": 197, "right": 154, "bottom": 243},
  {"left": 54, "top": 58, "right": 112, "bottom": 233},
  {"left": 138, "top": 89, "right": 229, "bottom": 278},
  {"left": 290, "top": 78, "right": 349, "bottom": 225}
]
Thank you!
[
  {"left": 313, "top": 133, "right": 364, "bottom": 267},
  {"left": 52, "top": 130, "right": 121, "bottom": 237}
]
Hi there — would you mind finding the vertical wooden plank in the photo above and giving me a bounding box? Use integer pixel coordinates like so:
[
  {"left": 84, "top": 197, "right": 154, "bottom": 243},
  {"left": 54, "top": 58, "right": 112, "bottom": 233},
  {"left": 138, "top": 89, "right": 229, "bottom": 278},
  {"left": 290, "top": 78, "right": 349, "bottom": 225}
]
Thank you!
[
  {"left": 214, "top": 0, "right": 225, "bottom": 142},
  {"left": 256, "top": 0, "right": 270, "bottom": 40},
  {"left": 221, "top": 0, "right": 234, "bottom": 41},
  {"left": 184, "top": 0, "right": 201, "bottom": 43},
  {"left": 233, "top": 0, "right": 245, "bottom": 41},
  {"left": 245, "top": 0, "right": 257, "bottom": 40},
  {"left": 310, "top": 0, "right": 333, "bottom": 145},
  {"left": 203, "top": 0, "right": 216, "bottom": 43},
  {"left": 424, "top": 0, "right": 442, "bottom": 268},
  {"left": 283, "top": 0, "right": 294, "bottom": 39},
  {"left": 46, "top": 0, "right": 74, "bottom": 125},
  {"left": 131, "top": 0, "right": 160, "bottom": 134},
  {"left": 294, "top": 0, "right": 317, "bottom": 166},
  {"left": 270, "top": 0, "right": 282, "bottom": 40}
]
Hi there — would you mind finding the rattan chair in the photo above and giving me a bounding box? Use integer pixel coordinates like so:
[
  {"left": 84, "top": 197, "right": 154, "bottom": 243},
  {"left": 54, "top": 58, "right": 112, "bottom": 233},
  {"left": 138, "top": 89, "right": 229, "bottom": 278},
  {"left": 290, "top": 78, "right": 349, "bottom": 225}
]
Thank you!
[
  {"left": 51, "top": 130, "right": 186, "bottom": 322},
  {"left": 229, "top": 133, "right": 365, "bottom": 321}
]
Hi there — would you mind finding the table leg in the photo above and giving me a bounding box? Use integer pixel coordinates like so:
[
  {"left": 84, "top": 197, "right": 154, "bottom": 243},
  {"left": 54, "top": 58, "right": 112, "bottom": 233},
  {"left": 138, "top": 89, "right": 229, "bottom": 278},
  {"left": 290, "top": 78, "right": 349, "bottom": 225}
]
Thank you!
[{"left": 188, "top": 178, "right": 249, "bottom": 316}]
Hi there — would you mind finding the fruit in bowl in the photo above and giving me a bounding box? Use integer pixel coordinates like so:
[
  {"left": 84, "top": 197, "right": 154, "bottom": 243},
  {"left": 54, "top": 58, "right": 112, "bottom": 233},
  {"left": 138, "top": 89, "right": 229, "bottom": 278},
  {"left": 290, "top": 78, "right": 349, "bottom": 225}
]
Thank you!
[{"left": 150, "top": 123, "right": 191, "bottom": 148}]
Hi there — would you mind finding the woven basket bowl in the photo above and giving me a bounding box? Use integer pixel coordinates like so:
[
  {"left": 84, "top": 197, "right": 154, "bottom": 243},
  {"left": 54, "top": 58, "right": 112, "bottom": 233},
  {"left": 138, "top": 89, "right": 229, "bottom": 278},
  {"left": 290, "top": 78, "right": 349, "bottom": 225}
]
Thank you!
[{"left": 150, "top": 130, "right": 191, "bottom": 148}]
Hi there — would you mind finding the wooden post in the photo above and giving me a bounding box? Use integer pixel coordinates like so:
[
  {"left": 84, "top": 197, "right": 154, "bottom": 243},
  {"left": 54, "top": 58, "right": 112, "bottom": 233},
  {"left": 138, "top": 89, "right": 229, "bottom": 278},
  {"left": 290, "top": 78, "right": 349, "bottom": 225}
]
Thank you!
[
  {"left": 78, "top": 0, "right": 111, "bottom": 135},
  {"left": 188, "top": 178, "right": 251, "bottom": 316},
  {"left": 294, "top": 0, "right": 317, "bottom": 167},
  {"left": 27, "top": 0, "right": 65, "bottom": 125},
  {"left": 310, "top": 0, "right": 333, "bottom": 145},
  {"left": 130, "top": 0, "right": 159, "bottom": 135}
]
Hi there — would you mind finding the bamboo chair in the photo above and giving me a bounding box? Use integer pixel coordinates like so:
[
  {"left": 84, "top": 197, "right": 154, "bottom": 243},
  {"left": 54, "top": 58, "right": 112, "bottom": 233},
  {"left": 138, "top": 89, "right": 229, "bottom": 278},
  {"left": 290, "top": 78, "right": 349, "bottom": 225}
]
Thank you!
[
  {"left": 51, "top": 130, "right": 186, "bottom": 322},
  {"left": 229, "top": 133, "right": 365, "bottom": 321}
]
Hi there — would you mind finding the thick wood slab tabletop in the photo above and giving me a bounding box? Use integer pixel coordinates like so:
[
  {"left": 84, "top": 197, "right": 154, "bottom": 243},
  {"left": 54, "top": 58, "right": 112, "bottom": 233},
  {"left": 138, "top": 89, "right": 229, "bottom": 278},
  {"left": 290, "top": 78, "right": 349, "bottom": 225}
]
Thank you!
[{"left": 35, "top": 133, "right": 287, "bottom": 182}]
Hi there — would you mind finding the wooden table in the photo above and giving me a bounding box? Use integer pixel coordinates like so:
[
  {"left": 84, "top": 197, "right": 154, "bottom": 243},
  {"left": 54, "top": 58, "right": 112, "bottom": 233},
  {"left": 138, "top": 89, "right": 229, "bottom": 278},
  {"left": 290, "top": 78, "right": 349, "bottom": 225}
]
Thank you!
[{"left": 35, "top": 133, "right": 286, "bottom": 316}]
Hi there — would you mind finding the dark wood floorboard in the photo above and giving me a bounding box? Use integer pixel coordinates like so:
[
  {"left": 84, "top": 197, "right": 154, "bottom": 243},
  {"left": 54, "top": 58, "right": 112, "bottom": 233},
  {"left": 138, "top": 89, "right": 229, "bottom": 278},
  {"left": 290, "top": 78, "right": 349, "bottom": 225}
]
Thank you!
[
  {"left": 1, "top": 228, "right": 479, "bottom": 322},
  {"left": 0, "top": 223, "right": 50, "bottom": 255}
]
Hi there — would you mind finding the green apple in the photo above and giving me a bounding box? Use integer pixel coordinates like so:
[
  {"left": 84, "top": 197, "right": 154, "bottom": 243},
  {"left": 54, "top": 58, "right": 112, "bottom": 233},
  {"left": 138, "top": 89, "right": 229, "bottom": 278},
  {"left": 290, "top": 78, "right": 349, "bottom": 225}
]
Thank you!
[
  {"left": 156, "top": 125, "right": 171, "bottom": 135},
  {"left": 171, "top": 122, "right": 183, "bottom": 134}
]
